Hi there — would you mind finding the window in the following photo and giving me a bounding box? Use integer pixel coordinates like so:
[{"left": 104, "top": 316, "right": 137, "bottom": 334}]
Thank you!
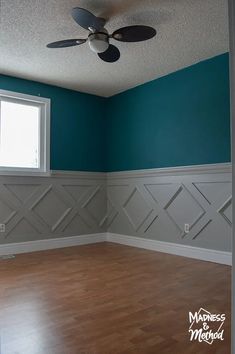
[{"left": 0, "top": 90, "right": 50, "bottom": 175}]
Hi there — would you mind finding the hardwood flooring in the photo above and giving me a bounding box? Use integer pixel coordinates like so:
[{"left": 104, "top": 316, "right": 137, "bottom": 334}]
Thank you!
[{"left": 0, "top": 242, "right": 231, "bottom": 354}]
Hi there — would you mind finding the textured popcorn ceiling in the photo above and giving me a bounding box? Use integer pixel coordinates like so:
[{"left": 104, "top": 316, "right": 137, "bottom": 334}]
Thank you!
[{"left": 0, "top": 0, "right": 229, "bottom": 97}]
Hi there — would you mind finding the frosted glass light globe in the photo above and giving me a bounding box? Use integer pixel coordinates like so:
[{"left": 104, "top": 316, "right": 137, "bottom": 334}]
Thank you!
[{"left": 88, "top": 33, "right": 109, "bottom": 53}]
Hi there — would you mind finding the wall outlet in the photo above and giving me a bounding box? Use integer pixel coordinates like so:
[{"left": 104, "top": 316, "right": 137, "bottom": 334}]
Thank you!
[
  {"left": 0, "top": 224, "right": 5, "bottom": 233},
  {"left": 184, "top": 224, "right": 190, "bottom": 233}
]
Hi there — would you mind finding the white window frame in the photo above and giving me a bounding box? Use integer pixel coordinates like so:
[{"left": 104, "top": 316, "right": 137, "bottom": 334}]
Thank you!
[{"left": 0, "top": 89, "right": 50, "bottom": 176}]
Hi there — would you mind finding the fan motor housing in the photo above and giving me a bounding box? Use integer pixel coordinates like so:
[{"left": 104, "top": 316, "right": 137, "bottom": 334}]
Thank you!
[{"left": 88, "top": 32, "right": 109, "bottom": 53}]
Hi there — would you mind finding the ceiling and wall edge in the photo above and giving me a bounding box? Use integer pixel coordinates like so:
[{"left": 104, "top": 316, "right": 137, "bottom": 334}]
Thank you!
[
  {"left": 1, "top": 0, "right": 228, "bottom": 96},
  {"left": 0, "top": 52, "right": 229, "bottom": 99}
]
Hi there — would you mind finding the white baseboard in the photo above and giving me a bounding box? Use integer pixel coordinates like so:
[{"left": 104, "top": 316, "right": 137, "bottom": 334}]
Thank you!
[
  {"left": 0, "top": 233, "right": 106, "bottom": 256},
  {"left": 0, "top": 232, "right": 231, "bottom": 266},
  {"left": 107, "top": 233, "right": 232, "bottom": 266}
]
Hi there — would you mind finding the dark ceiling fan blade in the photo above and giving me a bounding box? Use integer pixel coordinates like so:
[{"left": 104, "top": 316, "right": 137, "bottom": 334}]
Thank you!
[
  {"left": 112, "top": 25, "right": 156, "bottom": 42},
  {"left": 72, "top": 7, "right": 105, "bottom": 31},
  {"left": 47, "top": 39, "right": 86, "bottom": 48},
  {"left": 98, "top": 44, "right": 120, "bottom": 63}
]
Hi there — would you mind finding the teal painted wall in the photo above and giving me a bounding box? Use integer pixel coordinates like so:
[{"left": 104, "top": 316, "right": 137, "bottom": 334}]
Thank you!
[
  {"left": 0, "top": 75, "right": 106, "bottom": 172},
  {"left": 107, "top": 53, "right": 231, "bottom": 172},
  {"left": 0, "top": 53, "right": 231, "bottom": 173}
]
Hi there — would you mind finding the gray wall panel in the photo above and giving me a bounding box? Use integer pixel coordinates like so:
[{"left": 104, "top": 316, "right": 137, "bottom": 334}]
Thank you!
[
  {"left": 0, "top": 172, "right": 106, "bottom": 244},
  {"left": 107, "top": 164, "right": 232, "bottom": 252},
  {"left": 0, "top": 164, "right": 231, "bottom": 252}
]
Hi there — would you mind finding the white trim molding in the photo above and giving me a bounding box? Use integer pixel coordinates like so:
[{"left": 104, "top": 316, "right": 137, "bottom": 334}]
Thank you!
[
  {"left": 0, "top": 169, "right": 106, "bottom": 179},
  {"left": 0, "top": 233, "right": 106, "bottom": 256},
  {"left": 51, "top": 170, "right": 106, "bottom": 180},
  {"left": 107, "top": 233, "right": 232, "bottom": 266},
  {"left": 0, "top": 163, "right": 230, "bottom": 179},
  {"left": 0, "top": 232, "right": 231, "bottom": 266},
  {"left": 107, "top": 163, "right": 231, "bottom": 179}
]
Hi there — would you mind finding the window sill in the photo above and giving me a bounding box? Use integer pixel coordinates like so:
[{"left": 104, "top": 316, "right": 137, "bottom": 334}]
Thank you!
[{"left": 0, "top": 169, "right": 51, "bottom": 177}]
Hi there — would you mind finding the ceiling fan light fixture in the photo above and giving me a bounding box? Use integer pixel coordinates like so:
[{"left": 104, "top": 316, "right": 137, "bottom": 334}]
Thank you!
[
  {"left": 88, "top": 33, "right": 109, "bottom": 53},
  {"left": 46, "top": 7, "right": 157, "bottom": 63}
]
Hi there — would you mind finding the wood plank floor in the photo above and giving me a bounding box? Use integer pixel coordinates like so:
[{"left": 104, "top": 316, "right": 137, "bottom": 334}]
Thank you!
[{"left": 0, "top": 242, "right": 231, "bottom": 354}]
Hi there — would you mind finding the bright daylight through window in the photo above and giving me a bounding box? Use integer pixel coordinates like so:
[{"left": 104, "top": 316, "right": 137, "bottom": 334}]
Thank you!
[{"left": 0, "top": 90, "right": 50, "bottom": 174}]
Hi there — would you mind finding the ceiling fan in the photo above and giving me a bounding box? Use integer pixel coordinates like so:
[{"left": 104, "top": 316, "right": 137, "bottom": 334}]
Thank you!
[{"left": 46, "top": 7, "right": 157, "bottom": 63}]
